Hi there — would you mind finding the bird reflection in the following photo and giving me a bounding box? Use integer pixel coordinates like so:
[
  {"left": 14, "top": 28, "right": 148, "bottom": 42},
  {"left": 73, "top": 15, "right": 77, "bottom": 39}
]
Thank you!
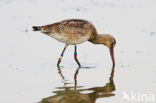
[{"left": 40, "top": 66, "right": 115, "bottom": 103}]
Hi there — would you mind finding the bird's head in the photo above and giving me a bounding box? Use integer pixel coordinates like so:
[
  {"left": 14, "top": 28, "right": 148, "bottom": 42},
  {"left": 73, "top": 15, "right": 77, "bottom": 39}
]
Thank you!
[{"left": 90, "top": 34, "right": 116, "bottom": 67}]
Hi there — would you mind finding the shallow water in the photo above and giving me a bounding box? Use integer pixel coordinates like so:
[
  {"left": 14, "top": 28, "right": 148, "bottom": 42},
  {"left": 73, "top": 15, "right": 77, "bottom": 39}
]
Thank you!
[
  {"left": 1, "top": 57, "right": 155, "bottom": 103},
  {"left": 0, "top": 0, "right": 156, "bottom": 103},
  {"left": 40, "top": 66, "right": 115, "bottom": 103}
]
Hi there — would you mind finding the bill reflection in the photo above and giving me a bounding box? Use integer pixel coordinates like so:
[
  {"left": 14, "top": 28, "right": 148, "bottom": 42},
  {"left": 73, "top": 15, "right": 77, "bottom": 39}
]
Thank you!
[{"left": 40, "top": 66, "right": 115, "bottom": 103}]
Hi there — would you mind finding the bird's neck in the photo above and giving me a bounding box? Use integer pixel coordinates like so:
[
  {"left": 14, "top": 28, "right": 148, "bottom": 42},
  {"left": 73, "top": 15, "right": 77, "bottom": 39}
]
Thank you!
[{"left": 89, "top": 34, "right": 107, "bottom": 45}]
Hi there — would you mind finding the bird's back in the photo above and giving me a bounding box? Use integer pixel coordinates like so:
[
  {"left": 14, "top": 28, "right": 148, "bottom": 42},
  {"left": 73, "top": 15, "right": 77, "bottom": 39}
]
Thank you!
[{"left": 34, "top": 19, "right": 98, "bottom": 45}]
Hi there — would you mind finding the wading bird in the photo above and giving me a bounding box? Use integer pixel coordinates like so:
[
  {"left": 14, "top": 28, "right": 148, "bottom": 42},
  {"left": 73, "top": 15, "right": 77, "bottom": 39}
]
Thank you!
[{"left": 32, "top": 19, "right": 116, "bottom": 67}]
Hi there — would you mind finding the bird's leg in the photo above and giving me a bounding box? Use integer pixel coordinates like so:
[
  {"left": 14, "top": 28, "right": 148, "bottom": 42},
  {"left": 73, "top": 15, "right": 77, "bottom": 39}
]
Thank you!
[
  {"left": 57, "top": 45, "right": 68, "bottom": 67},
  {"left": 74, "top": 45, "right": 81, "bottom": 67}
]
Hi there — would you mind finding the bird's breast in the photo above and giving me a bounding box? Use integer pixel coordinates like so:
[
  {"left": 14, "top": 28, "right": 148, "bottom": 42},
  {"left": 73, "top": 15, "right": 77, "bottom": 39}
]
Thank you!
[{"left": 49, "top": 33, "right": 90, "bottom": 45}]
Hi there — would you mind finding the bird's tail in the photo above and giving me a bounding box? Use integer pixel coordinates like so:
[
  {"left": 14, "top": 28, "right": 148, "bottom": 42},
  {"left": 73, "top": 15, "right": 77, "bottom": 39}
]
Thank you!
[{"left": 32, "top": 26, "right": 41, "bottom": 31}]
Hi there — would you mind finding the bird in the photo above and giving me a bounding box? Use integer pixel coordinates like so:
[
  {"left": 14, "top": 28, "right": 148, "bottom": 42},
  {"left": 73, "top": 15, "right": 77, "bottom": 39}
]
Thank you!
[{"left": 32, "top": 19, "right": 116, "bottom": 67}]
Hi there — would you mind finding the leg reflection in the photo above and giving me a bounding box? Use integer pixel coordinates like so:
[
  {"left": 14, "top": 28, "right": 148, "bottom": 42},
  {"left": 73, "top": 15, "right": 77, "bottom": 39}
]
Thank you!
[
  {"left": 57, "top": 66, "right": 65, "bottom": 80},
  {"left": 74, "top": 67, "right": 80, "bottom": 89},
  {"left": 41, "top": 66, "right": 115, "bottom": 103},
  {"left": 57, "top": 65, "right": 80, "bottom": 85}
]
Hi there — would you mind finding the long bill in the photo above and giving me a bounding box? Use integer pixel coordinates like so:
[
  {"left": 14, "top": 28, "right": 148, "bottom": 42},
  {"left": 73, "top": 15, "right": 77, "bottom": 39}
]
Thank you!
[{"left": 110, "top": 48, "right": 115, "bottom": 67}]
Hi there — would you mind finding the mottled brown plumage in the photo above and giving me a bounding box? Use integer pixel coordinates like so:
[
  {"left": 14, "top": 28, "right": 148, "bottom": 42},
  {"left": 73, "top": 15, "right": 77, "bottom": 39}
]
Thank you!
[{"left": 33, "top": 19, "right": 116, "bottom": 67}]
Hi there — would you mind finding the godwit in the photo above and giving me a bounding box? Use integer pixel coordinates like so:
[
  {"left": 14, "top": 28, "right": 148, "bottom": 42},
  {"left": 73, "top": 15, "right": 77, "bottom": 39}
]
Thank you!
[{"left": 32, "top": 19, "right": 116, "bottom": 67}]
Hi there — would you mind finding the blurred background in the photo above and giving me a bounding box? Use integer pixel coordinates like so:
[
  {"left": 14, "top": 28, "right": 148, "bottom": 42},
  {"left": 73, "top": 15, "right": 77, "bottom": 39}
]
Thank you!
[{"left": 0, "top": 0, "right": 156, "bottom": 103}]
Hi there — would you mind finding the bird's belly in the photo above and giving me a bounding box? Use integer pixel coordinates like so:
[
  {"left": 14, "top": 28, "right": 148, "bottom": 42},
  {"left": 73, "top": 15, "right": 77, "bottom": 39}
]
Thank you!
[{"left": 49, "top": 33, "right": 90, "bottom": 45}]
